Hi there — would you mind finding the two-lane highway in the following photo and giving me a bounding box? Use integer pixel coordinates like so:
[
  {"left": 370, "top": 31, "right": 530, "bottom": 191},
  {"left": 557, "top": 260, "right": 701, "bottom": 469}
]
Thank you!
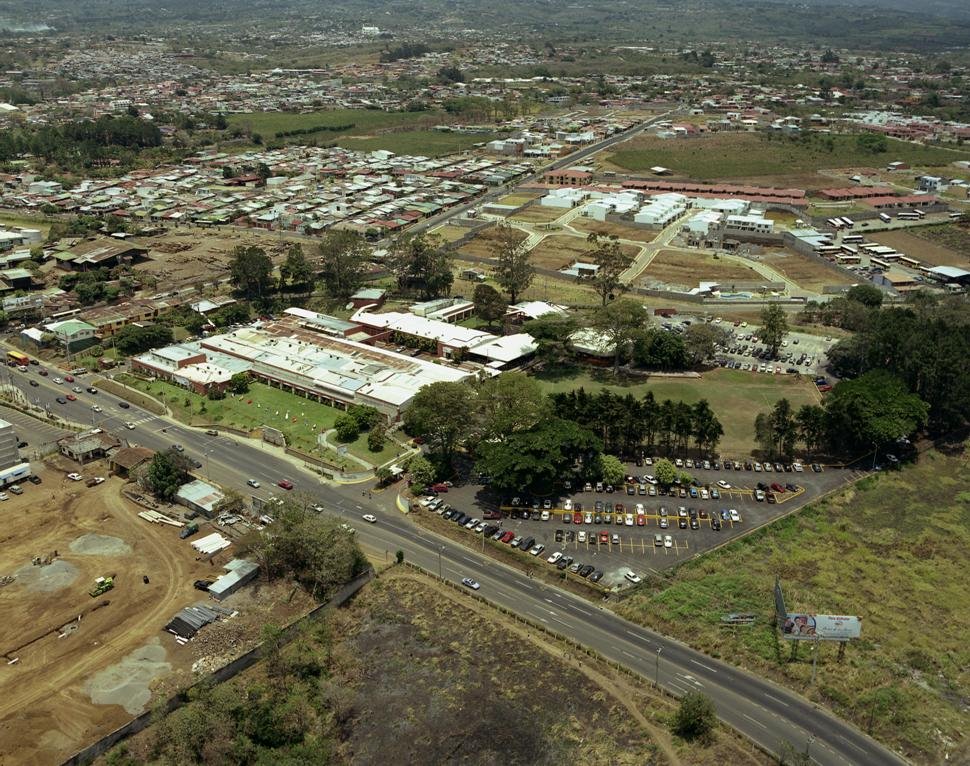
[{"left": 2, "top": 361, "right": 907, "bottom": 766}]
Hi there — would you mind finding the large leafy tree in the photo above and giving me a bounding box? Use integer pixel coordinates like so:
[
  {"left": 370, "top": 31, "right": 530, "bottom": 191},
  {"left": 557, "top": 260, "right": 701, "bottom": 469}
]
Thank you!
[
  {"left": 691, "top": 399, "right": 723, "bottom": 455},
  {"left": 229, "top": 244, "right": 274, "bottom": 300},
  {"left": 476, "top": 372, "right": 549, "bottom": 441},
  {"left": 278, "top": 243, "right": 313, "bottom": 289},
  {"left": 683, "top": 323, "right": 731, "bottom": 365},
  {"left": 490, "top": 224, "right": 534, "bottom": 304},
  {"left": 144, "top": 448, "right": 191, "bottom": 500},
  {"left": 759, "top": 304, "right": 789, "bottom": 357},
  {"left": 632, "top": 329, "right": 691, "bottom": 371},
  {"left": 796, "top": 404, "right": 827, "bottom": 455},
  {"left": 523, "top": 313, "right": 578, "bottom": 368},
  {"left": 475, "top": 417, "right": 600, "bottom": 492},
  {"left": 403, "top": 381, "right": 477, "bottom": 465},
  {"left": 318, "top": 229, "right": 369, "bottom": 299},
  {"left": 472, "top": 283, "right": 507, "bottom": 326},
  {"left": 387, "top": 232, "right": 453, "bottom": 299},
  {"left": 824, "top": 370, "right": 929, "bottom": 452},
  {"left": 587, "top": 233, "right": 633, "bottom": 306},
  {"left": 113, "top": 324, "right": 173, "bottom": 356},
  {"left": 592, "top": 298, "right": 649, "bottom": 375},
  {"left": 596, "top": 453, "right": 626, "bottom": 485}
]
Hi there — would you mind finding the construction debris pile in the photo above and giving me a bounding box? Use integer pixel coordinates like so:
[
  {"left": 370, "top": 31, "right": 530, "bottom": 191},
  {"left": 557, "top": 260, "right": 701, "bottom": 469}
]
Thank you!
[{"left": 191, "top": 533, "right": 231, "bottom": 556}]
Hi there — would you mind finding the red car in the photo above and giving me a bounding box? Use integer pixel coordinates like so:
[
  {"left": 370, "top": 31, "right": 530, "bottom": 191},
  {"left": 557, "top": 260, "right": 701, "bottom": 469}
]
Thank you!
[
  {"left": 573, "top": 511, "right": 582, "bottom": 524},
  {"left": 770, "top": 482, "right": 786, "bottom": 493},
  {"left": 66, "top": 393, "right": 77, "bottom": 401},
  {"left": 430, "top": 483, "right": 449, "bottom": 493},
  {"left": 636, "top": 514, "right": 646, "bottom": 526},
  {"left": 500, "top": 530, "right": 515, "bottom": 543},
  {"left": 64, "top": 375, "right": 74, "bottom": 382},
  {"left": 277, "top": 479, "right": 294, "bottom": 490},
  {"left": 599, "top": 530, "right": 609, "bottom": 544}
]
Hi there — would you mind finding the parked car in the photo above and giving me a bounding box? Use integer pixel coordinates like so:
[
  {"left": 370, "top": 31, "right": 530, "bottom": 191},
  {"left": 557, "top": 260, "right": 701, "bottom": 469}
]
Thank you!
[
  {"left": 547, "top": 551, "right": 563, "bottom": 565},
  {"left": 624, "top": 570, "right": 643, "bottom": 584}
]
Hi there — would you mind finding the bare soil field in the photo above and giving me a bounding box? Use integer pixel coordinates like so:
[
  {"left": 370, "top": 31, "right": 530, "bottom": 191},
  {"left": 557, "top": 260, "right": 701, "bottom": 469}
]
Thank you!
[
  {"left": 497, "top": 192, "right": 542, "bottom": 206},
  {"left": 510, "top": 205, "right": 570, "bottom": 224},
  {"left": 640, "top": 250, "right": 761, "bottom": 288},
  {"left": 758, "top": 249, "right": 856, "bottom": 291},
  {"left": 530, "top": 234, "right": 640, "bottom": 271},
  {"left": 431, "top": 224, "right": 469, "bottom": 244},
  {"left": 570, "top": 217, "right": 658, "bottom": 243},
  {"left": 0, "top": 461, "right": 311, "bottom": 765},
  {"left": 457, "top": 224, "right": 528, "bottom": 260},
  {"left": 870, "top": 229, "right": 969, "bottom": 267}
]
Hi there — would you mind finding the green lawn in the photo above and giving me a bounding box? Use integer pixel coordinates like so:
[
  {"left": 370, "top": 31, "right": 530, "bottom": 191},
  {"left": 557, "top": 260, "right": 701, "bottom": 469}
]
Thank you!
[
  {"left": 616, "top": 449, "right": 970, "bottom": 764},
  {"left": 0, "top": 213, "right": 51, "bottom": 235},
  {"left": 607, "top": 132, "right": 970, "bottom": 179},
  {"left": 339, "top": 130, "right": 503, "bottom": 157},
  {"left": 536, "top": 368, "right": 820, "bottom": 456},
  {"left": 117, "top": 375, "right": 402, "bottom": 468},
  {"left": 226, "top": 109, "right": 442, "bottom": 142}
]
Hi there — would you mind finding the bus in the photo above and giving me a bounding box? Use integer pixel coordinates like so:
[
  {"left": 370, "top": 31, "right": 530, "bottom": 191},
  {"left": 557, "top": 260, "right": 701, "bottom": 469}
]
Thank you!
[
  {"left": 949, "top": 212, "right": 963, "bottom": 220},
  {"left": 878, "top": 213, "right": 892, "bottom": 223},
  {"left": 6, "top": 350, "right": 29, "bottom": 366},
  {"left": 897, "top": 212, "right": 921, "bottom": 221},
  {"left": 840, "top": 217, "right": 855, "bottom": 228},
  {"left": 842, "top": 234, "right": 863, "bottom": 244}
]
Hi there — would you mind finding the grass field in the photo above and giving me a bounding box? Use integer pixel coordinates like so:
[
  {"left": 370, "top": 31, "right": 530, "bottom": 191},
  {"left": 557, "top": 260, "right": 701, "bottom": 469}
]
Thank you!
[
  {"left": 339, "top": 129, "right": 503, "bottom": 157},
  {"left": 431, "top": 224, "right": 469, "bottom": 244},
  {"left": 456, "top": 223, "right": 528, "bottom": 259},
  {"left": 0, "top": 213, "right": 52, "bottom": 235},
  {"left": 570, "top": 217, "right": 658, "bottom": 243},
  {"left": 226, "top": 109, "right": 441, "bottom": 143},
  {"left": 116, "top": 375, "right": 402, "bottom": 467},
  {"left": 529, "top": 234, "right": 640, "bottom": 271},
  {"left": 617, "top": 448, "right": 970, "bottom": 764},
  {"left": 759, "top": 248, "right": 856, "bottom": 291},
  {"left": 640, "top": 250, "right": 762, "bottom": 288},
  {"left": 871, "top": 229, "right": 968, "bottom": 267},
  {"left": 905, "top": 223, "right": 970, "bottom": 261},
  {"left": 606, "top": 133, "right": 970, "bottom": 180},
  {"left": 497, "top": 192, "right": 541, "bottom": 206},
  {"left": 536, "top": 368, "right": 819, "bottom": 456},
  {"left": 510, "top": 205, "right": 570, "bottom": 224}
]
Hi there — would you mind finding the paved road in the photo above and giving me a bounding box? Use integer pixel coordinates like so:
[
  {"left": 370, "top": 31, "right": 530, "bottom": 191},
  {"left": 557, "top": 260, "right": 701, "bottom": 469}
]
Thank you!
[{"left": 3, "top": 360, "right": 907, "bottom": 766}]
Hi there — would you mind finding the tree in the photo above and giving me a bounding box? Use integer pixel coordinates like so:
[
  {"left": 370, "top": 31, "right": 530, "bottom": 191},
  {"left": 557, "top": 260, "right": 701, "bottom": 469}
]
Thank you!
[
  {"left": 222, "top": 165, "right": 235, "bottom": 179},
  {"left": 759, "top": 304, "right": 789, "bottom": 357},
  {"left": 672, "top": 691, "right": 717, "bottom": 741},
  {"left": 633, "top": 329, "right": 691, "bottom": 370},
  {"left": 683, "top": 323, "right": 731, "bottom": 364},
  {"left": 596, "top": 453, "right": 626, "bottom": 485},
  {"left": 476, "top": 372, "right": 549, "bottom": 441},
  {"left": 846, "top": 283, "right": 884, "bottom": 309},
  {"left": 796, "top": 404, "right": 827, "bottom": 455},
  {"left": 113, "top": 324, "right": 174, "bottom": 355},
  {"left": 490, "top": 224, "right": 534, "bottom": 303},
  {"left": 476, "top": 417, "right": 600, "bottom": 492},
  {"left": 387, "top": 232, "right": 453, "bottom": 299},
  {"left": 334, "top": 414, "right": 360, "bottom": 442},
  {"left": 691, "top": 399, "right": 723, "bottom": 455},
  {"left": 375, "top": 465, "right": 395, "bottom": 486},
  {"left": 856, "top": 133, "right": 888, "bottom": 154},
  {"left": 592, "top": 298, "right": 649, "bottom": 375},
  {"left": 403, "top": 381, "right": 477, "bottom": 464},
  {"left": 824, "top": 370, "right": 929, "bottom": 453},
  {"left": 278, "top": 244, "right": 313, "bottom": 289},
  {"left": 407, "top": 454, "right": 436, "bottom": 491},
  {"left": 754, "top": 411, "right": 776, "bottom": 455},
  {"left": 523, "top": 313, "right": 578, "bottom": 368},
  {"left": 587, "top": 234, "right": 633, "bottom": 306},
  {"left": 227, "top": 372, "right": 251, "bottom": 395},
  {"left": 820, "top": 49, "right": 840, "bottom": 64},
  {"left": 144, "top": 448, "right": 191, "bottom": 500},
  {"left": 367, "top": 422, "right": 386, "bottom": 452},
  {"left": 229, "top": 245, "right": 274, "bottom": 300},
  {"left": 437, "top": 65, "right": 465, "bottom": 83},
  {"left": 770, "top": 398, "right": 798, "bottom": 457},
  {"left": 347, "top": 404, "right": 382, "bottom": 432},
  {"left": 472, "top": 283, "right": 507, "bottom": 326},
  {"left": 318, "top": 229, "right": 369, "bottom": 299},
  {"left": 654, "top": 457, "right": 677, "bottom": 486}
]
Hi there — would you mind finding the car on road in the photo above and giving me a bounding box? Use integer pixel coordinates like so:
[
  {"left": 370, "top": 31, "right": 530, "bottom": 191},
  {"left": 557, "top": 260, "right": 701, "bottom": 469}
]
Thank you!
[
  {"left": 461, "top": 577, "right": 480, "bottom": 590},
  {"left": 277, "top": 478, "right": 293, "bottom": 490},
  {"left": 66, "top": 393, "right": 77, "bottom": 401},
  {"left": 624, "top": 570, "right": 642, "bottom": 584},
  {"left": 124, "top": 422, "right": 136, "bottom": 430},
  {"left": 64, "top": 375, "right": 74, "bottom": 382},
  {"left": 173, "top": 443, "right": 184, "bottom": 452},
  {"left": 86, "top": 387, "right": 98, "bottom": 394},
  {"left": 52, "top": 377, "right": 62, "bottom": 384},
  {"left": 67, "top": 472, "right": 82, "bottom": 481},
  {"left": 90, "top": 404, "right": 102, "bottom": 413},
  {"left": 118, "top": 401, "right": 130, "bottom": 409},
  {"left": 28, "top": 379, "right": 38, "bottom": 387},
  {"left": 72, "top": 386, "right": 82, "bottom": 393},
  {"left": 362, "top": 514, "right": 377, "bottom": 523},
  {"left": 247, "top": 479, "right": 260, "bottom": 488},
  {"left": 55, "top": 396, "right": 67, "bottom": 404}
]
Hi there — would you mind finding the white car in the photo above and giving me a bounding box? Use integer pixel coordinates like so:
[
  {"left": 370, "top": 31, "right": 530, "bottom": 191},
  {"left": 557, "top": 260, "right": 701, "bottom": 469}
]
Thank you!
[
  {"left": 362, "top": 514, "right": 377, "bottom": 523},
  {"left": 624, "top": 570, "right": 643, "bottom": 584},
  {"left": 664, "top": 535, "right": 673, "bottom": 548},
  {"left": 461, "top": 578, "right": 480, "bottom": 590},
  {"left": 755, "top": 489, "right": 766, "bottom": 502},
  {"left": 475, "top": 522, "right": 487, "bottom": 533},
  {"left": 577, "top": 530, "right": 587, "bottom": 543},
  {"left": 730, "top": 509, "right": 741, "bottom": 523},
  {"left": 91, "top": 477, "right": 105, "bottom": 485},
  {"left": 753, "top": 462, "right": 762, "bottom": 472},
  {"left": 674, "top": 458, "right": 684, "bottom": 467},
  {"left": 625, "top": 513, "right": 634, "bottom": 526},
  {"left": 547, "top": 551, "right": 563, "bottom": 565},
  {"left": 530, "top": 544, "right": 545, "bottom": 556},
  {"left": 763, "top": 462, "right": 773, "bottom": 472},
  {"left": 72, "top": 386, "right": 82, "bottom": 393},
  {"left": 540, "top": 510, "right": 550, "bottom": 521},
  {"left": 247, "top": 479, "right": 260, "bottom": 488},
  {"left": 793, "top": 463, "right": 804, "bottom": 472},
  {"left": 699, "top": 488, "right": 709, "bottom": 500},
  {"left": 124, "top": 421, "right": 136, "bottom": 430},
  {"left": 563, "top": 499, "right": 573, "bottom": 511},
  {"left": 635, "top": 503, "right": 645, "bottom": 514},
  {"left": 91, "top": 404, "right": 103, "bottom": 413},
  {"left": 67, "top": 472, "right": 83, "bottom": 481},
  {"left": 716, "top": 480, "right": 731, "bottom": 489},
  {"left": 583, "top": 512, "right": 593, "bottom": 524},
  {"left": 0, "top": 492, "right": 8, "bottom": 501},
  {"left": 53, "top": 377, "right": 63, "bottom": 384}
]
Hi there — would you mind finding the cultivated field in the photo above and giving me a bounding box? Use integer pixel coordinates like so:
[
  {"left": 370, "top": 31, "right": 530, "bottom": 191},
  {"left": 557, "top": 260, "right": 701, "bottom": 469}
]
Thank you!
[
  {"left": 529, "top": 234, "right": 640, "bottom": 271},
  {"left": 339, "top": 129, "right": 503, "bottom": 157},
  {"left": 617, "top": 446, "right": 970, "bottom": 765},
  {"left": 537, "top": 368, "right": 820, "bottom": 456},
  {"left": 871, "top": 226, "right": 970, "bottom": 267},
  {"left": 570, "top": 217, "right": 658, "bottom": 243},
  {"left": 226, "top": 108, "right": 439, "bottom": 142},
  {"left": 759, "top": 248, "right": 857, "bottom": 291},
  {"left": 639, "top": 250, "right": 762, "bottom": 288},
  {"left": 605, "top": 133, "right": 970, "bottom": 180},
  {"left": 456, "top": 223, "right": 528, "bottom": 259},
  {"left": 510, "top": 205, "right": 570, "bottom": 224},
  {"left": 0, "top": 468, "right": 213, "bottom": 764}
]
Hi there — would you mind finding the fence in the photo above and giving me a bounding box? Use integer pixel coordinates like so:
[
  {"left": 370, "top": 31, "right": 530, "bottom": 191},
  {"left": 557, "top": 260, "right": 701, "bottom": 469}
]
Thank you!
[{"left": 60, "top": 569, "right": 373, "bottom": 766}]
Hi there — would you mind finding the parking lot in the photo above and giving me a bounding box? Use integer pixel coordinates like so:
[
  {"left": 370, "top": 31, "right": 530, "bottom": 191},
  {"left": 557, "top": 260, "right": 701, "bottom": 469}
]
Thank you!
[{"left": 427, "top": 458, "right": 858, "bottom": 587}]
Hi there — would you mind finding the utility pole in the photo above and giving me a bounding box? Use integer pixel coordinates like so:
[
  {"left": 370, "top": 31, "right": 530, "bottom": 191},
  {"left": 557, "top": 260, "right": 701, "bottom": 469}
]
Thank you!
[
  {"left": 437, "top": 546, "right": 442, "bottom": 579},
  {"left": 655, "top": 647, "right": 663, "bottom": 687}
]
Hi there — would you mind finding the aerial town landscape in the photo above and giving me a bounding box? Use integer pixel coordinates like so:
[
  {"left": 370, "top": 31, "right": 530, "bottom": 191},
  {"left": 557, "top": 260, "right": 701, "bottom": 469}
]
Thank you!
[{"left": 0, "top": 1, "right": 967, "bottom": 764}]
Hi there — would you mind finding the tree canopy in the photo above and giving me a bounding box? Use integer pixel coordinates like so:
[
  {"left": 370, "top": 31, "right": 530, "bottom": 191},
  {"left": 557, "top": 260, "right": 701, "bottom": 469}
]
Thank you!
[
  {"left": 490, "top": 224, "right": 535, "bottom": 304},
  {"left": 403, "top": 381, "right": 477, "bottom": 465},
  {"left": 143, "top": 448, "right": 191, "bottom": 500},
  {"left": 387, "top": 232, "right": 453, "bottom": 299},
  {"left": 759, "top": 304, "right": 789, "bottom": 357},
  {"left": 229, "top": 245, "right": 274, "bottom": 300},
  {"left": 318, "top": 229, "right": 370, "bottom": 299},
  {"left": 587, "top": 233, "right": 633, "bottom": 306}
]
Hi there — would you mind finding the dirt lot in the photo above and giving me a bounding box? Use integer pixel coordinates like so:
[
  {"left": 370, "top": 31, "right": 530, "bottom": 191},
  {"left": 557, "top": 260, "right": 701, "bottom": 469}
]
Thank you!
[
  {"left": 870, "top": 229, "right": 969, "bottom": 267},
  {"left": 510, "top": 205, "right": 570, "bottom": 224},
  {"left": 131, "top": 227, "right": 292, "bottom": 291},
  {"left": 457, "top": 224, "right": 529, "bottom": 260},
  {"left": 758, "top": 248, "right": 856, "bottom": 291},
  {"left": 0, "top": 460, "right": 312, "bottom": 765},
  {"left": 530, "top": 234, "right": 640, "bottom": 271},
  {"left": 640, "top": 250, "right": 761, "bottom": 288},
  {"left": 570, "top": 217, "right": 658, "bottom": 243}
]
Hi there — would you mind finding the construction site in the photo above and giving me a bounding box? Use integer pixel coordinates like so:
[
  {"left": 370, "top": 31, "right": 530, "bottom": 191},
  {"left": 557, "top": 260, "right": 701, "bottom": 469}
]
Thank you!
[{"left": 0, "top": 458, "right": 312, "bottom": 765}]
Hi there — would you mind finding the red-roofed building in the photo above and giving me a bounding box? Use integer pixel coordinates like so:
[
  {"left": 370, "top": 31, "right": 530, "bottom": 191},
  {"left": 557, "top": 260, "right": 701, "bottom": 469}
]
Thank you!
[
  {"left": 544, "top": 169, "right": 593, "bottom": 186},
  {"left": 819, "top": 187, "right": 895, "bottom": 201}
]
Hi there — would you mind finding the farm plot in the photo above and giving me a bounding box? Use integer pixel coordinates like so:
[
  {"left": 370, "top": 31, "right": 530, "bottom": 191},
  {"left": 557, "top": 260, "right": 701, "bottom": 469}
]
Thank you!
[
  {"left": 639, "top": 250, "right": 762, "bottom": 288},
  {"left": 871, "top": 228, "right": 969, "bottom": 267},
  {"left": 759, "top": 248, "right": 856, "bottom": 291}
]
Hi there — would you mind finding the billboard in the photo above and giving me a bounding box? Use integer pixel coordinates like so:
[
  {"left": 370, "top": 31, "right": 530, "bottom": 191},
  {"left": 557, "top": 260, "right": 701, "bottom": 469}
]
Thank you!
[{"left": 781, "top": 614, "right": 861, "bottom": 641}]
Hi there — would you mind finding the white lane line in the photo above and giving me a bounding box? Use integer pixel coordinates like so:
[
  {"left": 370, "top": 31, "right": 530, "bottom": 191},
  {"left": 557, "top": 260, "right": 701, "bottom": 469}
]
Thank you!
[
  {"left": 621, "top": 649, "right": 635, "bottom": 658},
  {"left": 764, "top": 693, "right": 790, "bottom": 708},
  {"left": 842, "top": 739, "right": 867, "bottom": 754},
  {"left": 690, "top": 658, "right": 718, "bottom": 673},
  {"left": 626, "top": 630, "right": 644, "bottom": 639},
  {"left": 668, "top": 682, "right": 689, "bottom": 695},
  {"left": 550, "top": 616, "right": 569, "bottom": 627},
  {"left": 519, "top": 582, "right": 534, "bottom": 590},
  {"left": 742, "top": 713, "right": 768, "bottom": 730}
]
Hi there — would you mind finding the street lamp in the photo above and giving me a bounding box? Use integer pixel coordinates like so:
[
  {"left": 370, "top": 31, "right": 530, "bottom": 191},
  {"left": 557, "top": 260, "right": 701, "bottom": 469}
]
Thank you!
[
  {"left": 438, "top": 546, "right": 443, "bottom": 579},
  {"left": 655, "top": 647, "right": 663, "bottom": 687}
]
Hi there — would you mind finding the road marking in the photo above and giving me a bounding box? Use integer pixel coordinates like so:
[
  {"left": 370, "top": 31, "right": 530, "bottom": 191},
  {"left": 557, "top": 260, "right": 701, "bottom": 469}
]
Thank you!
[
  {"left": 842, "top": 739, "right": 867, "bottom": 754},
  {"left": 742, "top": 713, "right": 768, "bottom": 730},
  {"left": 764, "top": 693, "right": 790, "bottom": 708},
  {"left": 690, "top": 658, "right": 717, "bottom": 673},
  {"left": 621, "top": 649, "right": 635, "bottom": 658}
]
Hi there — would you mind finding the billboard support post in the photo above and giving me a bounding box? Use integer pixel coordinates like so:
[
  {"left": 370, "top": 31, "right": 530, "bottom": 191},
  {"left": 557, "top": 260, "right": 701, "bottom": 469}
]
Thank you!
[
  {"left": 837, "top": 641, "right": 846, "bottom": 663},
  {"left": 810, "top": 634, "right": 820, "bottom": 685}
]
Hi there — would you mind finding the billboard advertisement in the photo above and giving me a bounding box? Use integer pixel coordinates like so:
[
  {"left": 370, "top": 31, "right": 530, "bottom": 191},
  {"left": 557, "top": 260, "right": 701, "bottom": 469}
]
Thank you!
[{"left": 781, "top": 614, "right": 861, "bottom": 641}]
